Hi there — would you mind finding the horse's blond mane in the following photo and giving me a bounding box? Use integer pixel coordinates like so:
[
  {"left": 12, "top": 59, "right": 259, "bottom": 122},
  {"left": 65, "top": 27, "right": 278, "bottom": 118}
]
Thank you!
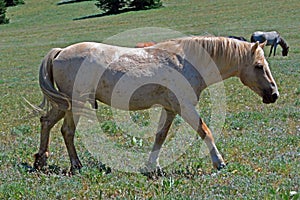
[
  {"left": 156, "top": 36, "right": 251, "bottom": 64},
  {"left": 184, "top": 36, "right": 251, "bottom": 63}
]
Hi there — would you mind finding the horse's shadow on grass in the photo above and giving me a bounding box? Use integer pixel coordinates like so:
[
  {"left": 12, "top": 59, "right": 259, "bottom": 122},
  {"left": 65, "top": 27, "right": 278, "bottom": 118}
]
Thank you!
[
  {"left": 18, "top": 161, "right": 222, "bottom": 179},
  {"left": 19, "top": 162, "right": 69, "bottom": 175},
  {"left": 18, "top": 161, "right": 111, "bottom": 176}
]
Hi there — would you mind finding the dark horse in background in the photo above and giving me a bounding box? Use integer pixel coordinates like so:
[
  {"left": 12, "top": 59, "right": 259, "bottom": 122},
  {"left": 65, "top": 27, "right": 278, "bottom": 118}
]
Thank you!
[
  {"left": 250, "top": 31, "right": 289, "bottom": 57},
  {"left": 228, "top": 36, "right": 248, "bottom": 42}
]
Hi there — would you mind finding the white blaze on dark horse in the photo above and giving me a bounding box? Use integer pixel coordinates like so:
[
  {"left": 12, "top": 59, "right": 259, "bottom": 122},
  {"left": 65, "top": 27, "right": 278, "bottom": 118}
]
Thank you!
[
  {"left": 34, "top": 36, "right": 279, "bottom": 174},
  {"left": 250, "top": 31, "right": 289, "bottom": 57}
]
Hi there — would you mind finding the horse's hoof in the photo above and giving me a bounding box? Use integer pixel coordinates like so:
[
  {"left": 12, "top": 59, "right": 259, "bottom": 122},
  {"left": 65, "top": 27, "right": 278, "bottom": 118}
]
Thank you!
[
  {"left": 217, "top": 163, "right": 226, "bottom": 170},
  {"left": 33, "top": 152, "right": 49, "bottom": 170},
  {"left": 70, "top": 161, "right": 83, "bottom": 175},
  {"left": 155, "top": 166, "right": 166, "bottom": 177}
]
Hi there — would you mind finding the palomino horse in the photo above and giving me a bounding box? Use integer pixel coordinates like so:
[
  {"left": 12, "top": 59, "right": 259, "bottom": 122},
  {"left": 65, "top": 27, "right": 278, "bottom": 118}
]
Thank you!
[
  {"left": 34, "top": 36, "right": 279, "bottom": 174},
  {"left": 250, "top": 31, "right": 289, "bottom": 57}
]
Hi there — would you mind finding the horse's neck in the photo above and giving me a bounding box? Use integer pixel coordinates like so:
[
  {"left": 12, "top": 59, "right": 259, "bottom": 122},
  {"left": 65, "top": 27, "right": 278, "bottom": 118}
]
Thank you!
[
  {"left": 189, "top": 55, "right": 239, "bottom": 87},
  {"left": 187, "top": 53, "right": 239, "bottom": 86},
  {"left": 213, "top": 57, "right": 239, "bottom": 81},
  {"left": 157, "top": 39, "right": 240, "bottom": 86},
  {"left": 279, "top": 37, "right": 288, "bottom": 49}
]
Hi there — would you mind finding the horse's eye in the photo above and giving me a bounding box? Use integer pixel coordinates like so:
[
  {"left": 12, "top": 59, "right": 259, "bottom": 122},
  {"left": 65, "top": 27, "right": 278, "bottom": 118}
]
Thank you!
[{"left": 255, "top": 64, "right": 264, "bottom": 69}]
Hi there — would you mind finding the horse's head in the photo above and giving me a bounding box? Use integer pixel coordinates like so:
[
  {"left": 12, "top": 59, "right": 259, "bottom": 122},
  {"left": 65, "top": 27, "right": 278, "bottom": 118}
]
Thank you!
[
  {"left": 279, "top": 37, "right": 289, "bottom": 56},
  {"left": 239, "top": 42, "right": 279, "bottom": 104},
  {"left": 282, "top": 46, "right": 289, "bottom": 56}
]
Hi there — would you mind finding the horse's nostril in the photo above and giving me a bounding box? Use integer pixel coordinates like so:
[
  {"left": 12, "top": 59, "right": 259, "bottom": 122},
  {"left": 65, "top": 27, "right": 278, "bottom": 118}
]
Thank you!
[{"left": 272, "top": 93, "right": 279, "bottom": 101}]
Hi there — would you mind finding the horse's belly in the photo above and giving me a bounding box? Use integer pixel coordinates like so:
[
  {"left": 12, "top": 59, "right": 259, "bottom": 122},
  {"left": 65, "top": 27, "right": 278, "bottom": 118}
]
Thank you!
[{"left": 96, "top": 81, "right": 171, "bottom": 111}]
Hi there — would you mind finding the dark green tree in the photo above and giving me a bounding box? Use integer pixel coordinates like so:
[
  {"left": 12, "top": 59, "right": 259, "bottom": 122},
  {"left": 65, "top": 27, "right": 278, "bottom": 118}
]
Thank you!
[
  {"left": 130, "top": 0, "right": 162, "bottom": 10},
  {"left": 5, "top": 0, "right": 24, "bottom": 7},
  {"left": 0, "top": 0, "right": 9, "bottom": 24},
  {"left": 96, "top": 0, "right": 162, "bottom": 14},
  {"left": 95, "top": 0, "right": 127, "bottom": 14}
]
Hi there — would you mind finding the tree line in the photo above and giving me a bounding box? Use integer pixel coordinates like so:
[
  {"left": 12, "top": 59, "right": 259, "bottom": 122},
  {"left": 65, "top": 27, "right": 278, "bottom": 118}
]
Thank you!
[
  {"left": 0, "top": 0, "right": 24, "bottom": 24},
  {"left": 1, "top": 0, "right": 162, "bottom": 24},
  {"left": 96, "top": 0, "right": 162, "bottom": 14}
]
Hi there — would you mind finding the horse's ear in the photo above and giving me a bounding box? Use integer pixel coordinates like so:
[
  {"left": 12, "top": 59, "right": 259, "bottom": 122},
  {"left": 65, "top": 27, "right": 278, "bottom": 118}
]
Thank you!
[
  {"left": 259, "top": 41, "right": 267, "bottom": 49},
  {"left": 251, "top": 41, "right": 259, "bottom": 54}
]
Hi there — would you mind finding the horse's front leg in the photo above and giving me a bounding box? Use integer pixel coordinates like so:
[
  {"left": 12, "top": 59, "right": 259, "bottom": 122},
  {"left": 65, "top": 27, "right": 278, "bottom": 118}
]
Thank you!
[
  {"left": 181, "top": 105, "right": 225, "bottom": 170},
  {"left": 61, "top": 112, "right": 82, "bottom": 174},
  {"left": 199, "top": 120, "right": 226, "bottom": 169},
  {"left": 146, "top": 109, "right": 176, "bottom": 174},
  {"left": 273, "top": 43, "right": 279, "bottom": 56},
  {"left": 269, "top": 45, "right": 274, "bottom": 57},
  {"left": 34, "top": 108, "right": 65, "bottom": 169}
]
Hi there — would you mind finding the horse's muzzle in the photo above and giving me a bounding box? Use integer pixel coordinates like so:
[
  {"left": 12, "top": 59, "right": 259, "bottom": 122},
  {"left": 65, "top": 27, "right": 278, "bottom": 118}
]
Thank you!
[{"left": 263, "top": 92, "right": 279, "bottom": 104}]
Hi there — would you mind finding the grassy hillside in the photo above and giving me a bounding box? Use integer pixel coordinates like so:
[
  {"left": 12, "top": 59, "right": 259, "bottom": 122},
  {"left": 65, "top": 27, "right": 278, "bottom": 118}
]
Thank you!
[{"left": 0, "top": 0, "right": 299, "bottom": 199}]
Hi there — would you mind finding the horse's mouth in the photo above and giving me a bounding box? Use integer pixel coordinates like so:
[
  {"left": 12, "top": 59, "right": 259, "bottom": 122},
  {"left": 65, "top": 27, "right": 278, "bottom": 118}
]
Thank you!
[{"left": 263, "top": 92, "right": 279, "bottom": 104}]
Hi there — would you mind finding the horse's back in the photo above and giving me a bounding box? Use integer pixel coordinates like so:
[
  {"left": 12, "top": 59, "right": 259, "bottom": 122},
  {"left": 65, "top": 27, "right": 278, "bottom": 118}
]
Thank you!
[
  {"left": 251, "top": 31, "right": 280, "bottom": 45},
  {"left": 253, "top": 31, "right": 278, "bottom": 36},
  {"left": 50, "top": 42, "right": 184, "bottom": 107},
  {"left": 51, "top": 42, "right": 120, "bottom": 97},
  {"left": 54, "top": 42, "right": 131, "bottom": 62}
]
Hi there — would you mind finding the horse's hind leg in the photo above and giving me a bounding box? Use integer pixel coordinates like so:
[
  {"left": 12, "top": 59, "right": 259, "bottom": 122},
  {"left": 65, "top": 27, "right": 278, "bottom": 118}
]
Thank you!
[
  {"left": 34, "top": 108, "right": 65, "bottom": 169},
  {"left": 146, "top": 109, "right": 176, "bottom": 173},
  {"left": 60, "top": 112, "right": 82, "bottom": 173}
]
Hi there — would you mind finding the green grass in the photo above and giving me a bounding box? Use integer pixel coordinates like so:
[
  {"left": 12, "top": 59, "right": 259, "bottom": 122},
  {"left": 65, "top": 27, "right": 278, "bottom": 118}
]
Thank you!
[{"left": 1, "top": 0, "right": 299, "bottom": 199}]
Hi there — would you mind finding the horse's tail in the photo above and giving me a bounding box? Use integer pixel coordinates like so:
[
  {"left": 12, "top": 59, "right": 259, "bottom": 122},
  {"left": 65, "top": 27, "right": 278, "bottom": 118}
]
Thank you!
[{"left": 39, "top": 48, "right": 72, "bottom": 111}]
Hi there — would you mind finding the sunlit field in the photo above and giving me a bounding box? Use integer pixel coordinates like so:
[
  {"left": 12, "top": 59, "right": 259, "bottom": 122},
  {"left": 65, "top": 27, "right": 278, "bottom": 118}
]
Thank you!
[{"left": 0, "top": 0, "right": 299, "bottom": 199}]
